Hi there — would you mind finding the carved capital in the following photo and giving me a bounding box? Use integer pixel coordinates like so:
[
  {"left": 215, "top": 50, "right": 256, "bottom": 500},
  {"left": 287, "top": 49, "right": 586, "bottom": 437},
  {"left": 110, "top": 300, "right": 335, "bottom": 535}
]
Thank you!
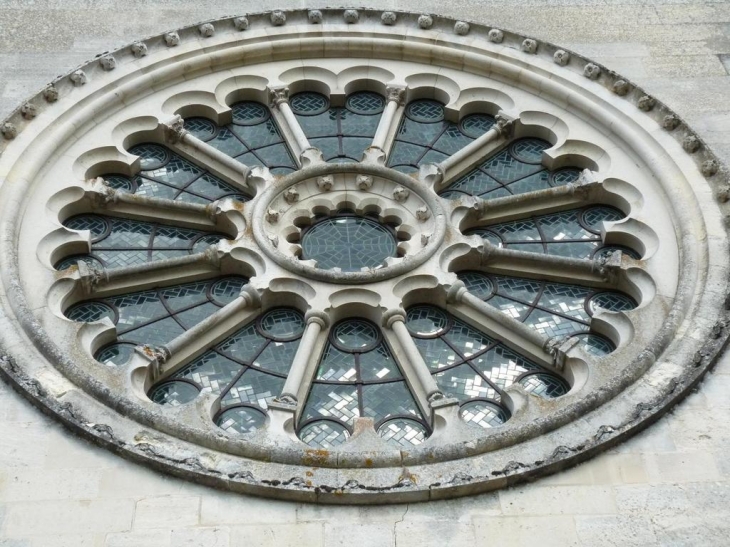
[
  {"left": 446, "top": 280, "right": 468, "bottom": 305},
  {"left": 162, "top": 114, "right": 186, "bottom": 144},
  {"left": 240, "top": 285, "right": 262, "bottom": 308},
  {"left": 382, "top": 308, "right": 407, "bottom": 329},
  {"left": 386, "top": 85, "right": 406, "bottom": 105},
  {"left": 77, "top": 260, "right": 106, "bottom": 294},
  {"left": 269, "top": 87, "right": 290, "bottom": 107},
  {"left": 304, "top": 310, "right": 329, "bottom": 329},
  {"left": 495, "top": 112, "right": 516, "bottom": 137}
]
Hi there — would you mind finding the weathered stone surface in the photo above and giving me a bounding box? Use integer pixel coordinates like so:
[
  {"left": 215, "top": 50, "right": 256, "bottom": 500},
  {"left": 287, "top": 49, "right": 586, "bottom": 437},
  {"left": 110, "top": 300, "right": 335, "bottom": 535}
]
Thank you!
[{"left": 0, "top": 0, "right": 727, "bottom": 543}]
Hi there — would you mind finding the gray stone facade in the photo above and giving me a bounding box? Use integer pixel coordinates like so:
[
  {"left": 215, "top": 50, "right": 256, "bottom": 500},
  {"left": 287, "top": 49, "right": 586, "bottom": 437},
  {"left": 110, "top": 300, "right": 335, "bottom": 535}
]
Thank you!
[{"left": 0, "top": 0, "right": 729, "bottom": 545}]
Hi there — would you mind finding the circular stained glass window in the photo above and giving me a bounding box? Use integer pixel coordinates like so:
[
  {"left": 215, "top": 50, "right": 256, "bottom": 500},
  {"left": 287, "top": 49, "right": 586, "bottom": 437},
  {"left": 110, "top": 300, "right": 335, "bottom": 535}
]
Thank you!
[
  {"left": 301, "top": 216, "right": 398, "bottom": 271},
  {"left": 3, "top": 8, "right": 724, "bottom": 504}
]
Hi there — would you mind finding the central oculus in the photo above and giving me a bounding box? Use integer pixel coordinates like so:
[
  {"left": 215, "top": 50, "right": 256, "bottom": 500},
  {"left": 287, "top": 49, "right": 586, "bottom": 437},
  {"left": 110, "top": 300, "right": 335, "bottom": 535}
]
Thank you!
[{"left": 300, "top": 213, "right": 398, "bottom": 271}]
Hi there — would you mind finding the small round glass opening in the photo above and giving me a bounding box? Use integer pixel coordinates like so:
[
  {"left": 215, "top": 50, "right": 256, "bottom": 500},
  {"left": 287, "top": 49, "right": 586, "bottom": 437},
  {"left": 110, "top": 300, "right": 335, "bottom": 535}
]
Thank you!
[{"left": 301, "top": 215, "right": 398, "bottom": 271}]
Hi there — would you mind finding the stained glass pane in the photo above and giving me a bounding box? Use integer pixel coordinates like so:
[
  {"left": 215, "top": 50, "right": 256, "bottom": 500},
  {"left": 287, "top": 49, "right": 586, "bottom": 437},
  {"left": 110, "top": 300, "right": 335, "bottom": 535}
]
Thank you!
[
  {"left": 300, "top": 318, "right": 428, "bottom": 447},
  {"left": 572, "top": 333, "right": 615, "bottom": 356},
  {"left": 589, "top": 292, "right": 637, "bottom": 314},
  {"left": 60, "top": 214, "right": 227, "bottom": 269},
  {"left": 333, "top": 320, "right": 379, "bottom": 350},
  {"left": 95, "top": 343, "right": 136, "bottom": 366},
  {"left": 258, "top": 309, "right": 305, "bottom": 339},
  {"left": 388, "top": 100, "right": 495, "bottom": 171},
  {"left": 149, "top": 381, "right": 199, "bottom": 406},
  {"left": 149, "top": 306, "right": 303, "bottom": 415},
  {"left": 407, "top": 305, "right": 571, "bottom": 410},
  {"left": 405, "top": 306, "right": 449, "bottom": 336},
  {"left": 301, "top": 216, "right": 397, "bottom": 271},
  {"left": 466, "top": 206, "right": 633, "bottom": 260},
  {"left": 291, "top": 91, "right": 384, "bottom": 162},
  {"left": 66, "top": 302, "right": 115, "bottom": 323},
  {"left": 216, "top": 406, "right": 267, "bottom": 434},
  {"left": 182, "top": 102, "right": 296, "bottom": 173},
  {"left": 299, "top": 421, "right": 350, "bottom": 448},
  {"left": 377, "top": 418, "right": 428, "bottom": 447},
  {"left": 519, "top": 372, "right": 570, "bottom": 398},
  {"left": 460, "top": 400, "right": 509, "bottom": 428},
  {"left": 459, "top": 271, "right": 633, "bottom": 355},
  {"left": 126, "top": 143, "right": 249, "bottom": 203},
  {"left": 440, "top": 138, "right": 584, "bottom": 200}
]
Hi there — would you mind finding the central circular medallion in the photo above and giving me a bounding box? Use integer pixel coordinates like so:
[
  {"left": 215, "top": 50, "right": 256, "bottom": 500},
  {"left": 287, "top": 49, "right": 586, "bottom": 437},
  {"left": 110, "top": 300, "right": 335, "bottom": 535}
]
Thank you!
[{"left": 301, "top": 214, "right": 397, "bottom": 271}]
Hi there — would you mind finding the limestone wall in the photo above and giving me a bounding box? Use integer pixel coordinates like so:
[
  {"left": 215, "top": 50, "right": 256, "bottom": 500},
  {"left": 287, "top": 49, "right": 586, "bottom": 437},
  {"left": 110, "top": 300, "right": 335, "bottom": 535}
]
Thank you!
[{"left": 0, "top": 1, "right": 728, "bottom": 545}]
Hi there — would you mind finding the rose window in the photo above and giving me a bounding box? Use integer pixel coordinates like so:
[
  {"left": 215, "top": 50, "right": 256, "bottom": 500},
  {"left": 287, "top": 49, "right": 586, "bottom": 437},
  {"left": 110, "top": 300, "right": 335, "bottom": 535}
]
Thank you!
[{"left": 2, "top": 9, "right": 726, "bottom": 502}]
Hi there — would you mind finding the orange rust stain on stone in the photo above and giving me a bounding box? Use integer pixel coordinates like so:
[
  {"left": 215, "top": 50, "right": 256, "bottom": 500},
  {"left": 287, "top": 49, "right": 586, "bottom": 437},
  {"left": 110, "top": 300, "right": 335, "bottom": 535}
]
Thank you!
[{"left": 303, "top": 449, "right": 330, "bottom": 466}]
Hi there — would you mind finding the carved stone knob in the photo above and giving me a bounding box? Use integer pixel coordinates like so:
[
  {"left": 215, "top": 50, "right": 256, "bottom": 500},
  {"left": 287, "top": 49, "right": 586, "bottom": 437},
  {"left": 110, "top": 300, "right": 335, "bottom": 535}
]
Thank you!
[
  {"left": 199, "top": 23, "right": 215, "bottom": 37},
  {"left": 234, "top": 16, "right": 249, "bottom": 30},
  {"left": 131, "top": 42, "right": 148, "bottom": 58},
  {"left": 521, "top": 39, "right": 538, "bottom": 54},
  {"left": 392, "top": 186, "right": 410, "bottom": 201},
  {"left": 99, "top": 55, "right": 116, "bottom": 71},
  {"left": 164, "top": 32, "right": 180, "bottom": 47},
  {"left": 70, "top": 69, "right": 87, "bottom": 86},
  {"left": 612, "top": 79, "right": 629, "bottom": 96},
  {"left": 284, "top": 187, "right": 299, "bottom": 203},
  {"left": 317, "top": 175, "right": 333, "bottom": 191},
  {"left": 418, "top": 14, "right": 433, "bottom": 29},
  {"left": 454, "top": 21, "right": 470, "bottom": 36},
  {"left": 553, "top": 50, "right": 570, "bottom": 66},
  {"left": 583, "top": 63, "right": 601, "bottom": 80},
  {"left": 488, "top": 29, "right": 504, "bottom": 43},
  {"left": 381, "top": 11, "right": 396, "bottom": 25},
  {"left": 357, "top": 175, "right": 373, "bottom": 190}
]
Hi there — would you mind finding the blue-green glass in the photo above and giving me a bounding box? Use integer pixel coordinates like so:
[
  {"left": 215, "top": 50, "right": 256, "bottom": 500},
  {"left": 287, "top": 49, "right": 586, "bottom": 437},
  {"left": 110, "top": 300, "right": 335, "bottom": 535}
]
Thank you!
[
  {"left": 460, "top": 400, "right": 509, "bottom": 429},
  {"left": 301, "top": 216, "right": 397, "bottom": 271},
  {"left": 61, "top": 214, "right": 227, "bottom": 269},
  {"left": 572, "top": 333, "right": 616, "bottom": 356},
  {"left": 406, "top": 305, "right": 571, "bottom": 414},
  {"left": 441, "top": 138, "right": 582, "bottom": 200},
  {"left": 290, "top": 92, "right": 385, "bottom": 162},
  {"left": 216, "top": 406, "right": 267, "bottom": 434},
  {"left": 184, "top": 101, "right": 297, "bottom": 174},
  {"left": 458, "top": 271, "right": 635, "bottom": 353},
  {"left": 156, "top": 308, "right": 304, "bottom": 414},
  {"left": 466, "top": 206, "right": 631, "bottom": 260},
  {"left": 377, "top": 418, "right": 428, "bottom": 448},
  {"left": 388, "top": 99, "right": 495, "bottom": 171},
  {"left": 149, "top": 381, "right": 199, "bottom": 406},
  {"left": 519, "top": 372, "right": 570, "bottom": 397},
  {"left": 300, "top": 318, "right": 427, "bottom": 449},
  {"left": 123, "top": 143, "right": 250, "bottom": 203}
]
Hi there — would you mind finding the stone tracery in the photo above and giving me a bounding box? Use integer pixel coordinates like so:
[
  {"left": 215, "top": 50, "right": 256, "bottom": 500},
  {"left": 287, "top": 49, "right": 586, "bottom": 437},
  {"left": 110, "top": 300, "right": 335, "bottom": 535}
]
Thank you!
[{"left": 0, "top": 9, "right": 725, "bottom": 502}]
